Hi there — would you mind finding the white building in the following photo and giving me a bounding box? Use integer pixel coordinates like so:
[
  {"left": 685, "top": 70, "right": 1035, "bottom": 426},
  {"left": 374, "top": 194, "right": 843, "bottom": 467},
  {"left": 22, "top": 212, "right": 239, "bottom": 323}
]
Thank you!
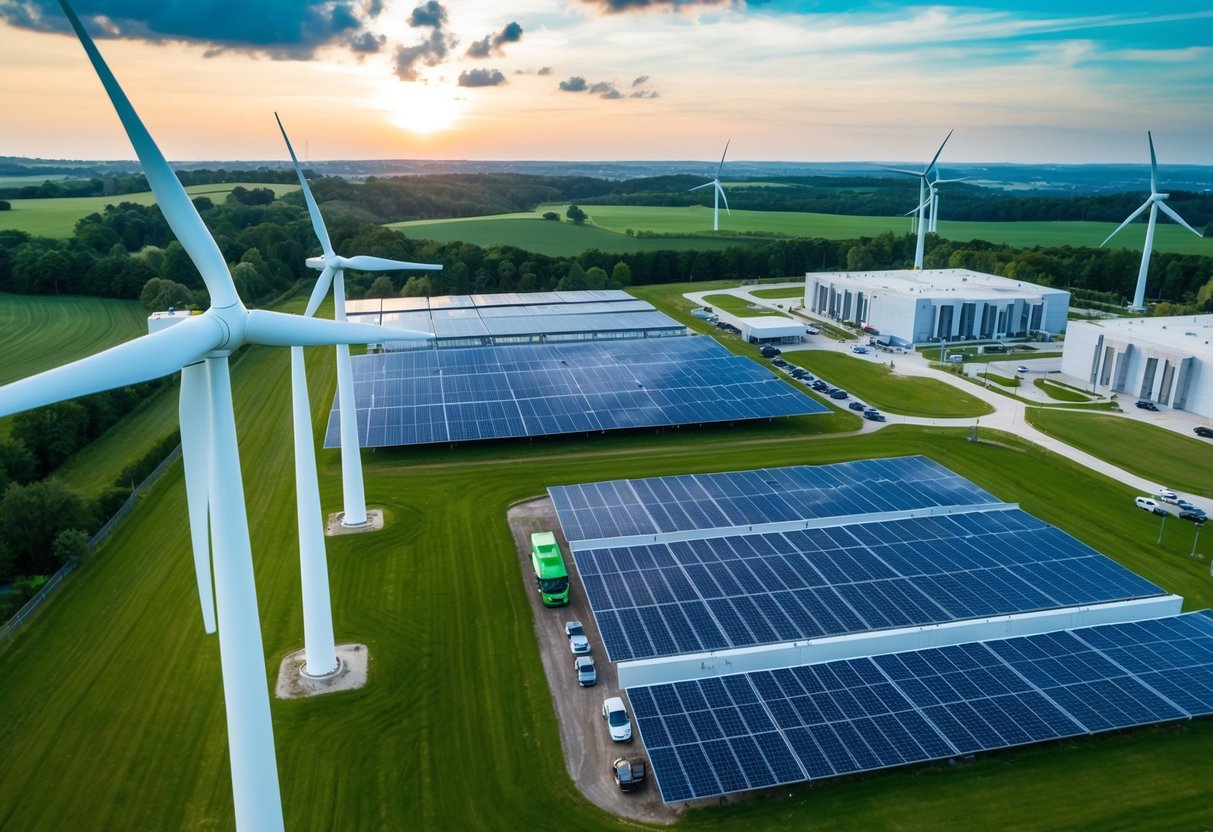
[
  {"left": 1061, "top": 315, "right": 1213, "bottom": 415},
  {"left": 739, "top": 317, "right": 805, "bottom": 344},
  {"left": 804, "top": 269, "right": 1070, "bottom": 346}
]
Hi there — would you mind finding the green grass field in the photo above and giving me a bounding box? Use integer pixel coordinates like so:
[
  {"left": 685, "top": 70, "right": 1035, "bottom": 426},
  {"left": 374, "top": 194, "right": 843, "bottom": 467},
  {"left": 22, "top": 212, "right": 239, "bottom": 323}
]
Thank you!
[
  {"left": 749, "top": 286, "right": 806, "bottom": 300},
  {"left": 1025, "top": 409, "right": 1213, "bottom": 498},
  {"left": 1034, "top": 377, "right": 1092, "bottom": 402},
  {"left": 701, "top": 292, "right": 788, "bottom": 317},
  {"left": 978, "top": 371, "right": 1021, "bottom": 387},
  {"left": 0, "top": 293, "right": 148, "bottom": 385},
  {"left": 789, "top": 351, "right": 993, "bottom": 418},
  {"left": 0, "top": 183, "right": 300, "bottom": 238}
]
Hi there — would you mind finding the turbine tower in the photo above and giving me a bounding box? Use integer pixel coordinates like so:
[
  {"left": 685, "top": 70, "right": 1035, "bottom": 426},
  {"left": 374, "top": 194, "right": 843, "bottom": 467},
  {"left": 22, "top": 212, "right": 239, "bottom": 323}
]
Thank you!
[
  {"left": 1101, "top": 131, "right": 1204, "bottom": 312},
  {"left": 275, "top": 117, "right": 440, "bottom": 676},
  {"left": 887, "top": 130, "right": 953, "bottom": 268},
  {"left": 0, "top": 3, "right": 431, "bottom": 829},
  {"left": 690, "top": 140, "right": 731, "bottom": 231},
  {"left": 276, "top": 118, "right": 443, "bottom": 529},
  {"left": 927, "top": 169, "right": 966, "bottom": 233}
]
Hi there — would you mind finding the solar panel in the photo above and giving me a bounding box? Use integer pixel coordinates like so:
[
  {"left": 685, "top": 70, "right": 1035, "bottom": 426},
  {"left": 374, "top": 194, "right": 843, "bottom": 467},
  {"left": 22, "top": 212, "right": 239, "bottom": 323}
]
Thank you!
[
  {"left": 630, "top": 612, "right": 1213, "bottom": 803},
  {"left": 574, "top": 508, "right": 1163, "bottom": 662},
  {"left": 549, "top": 457, "right": 1001, "bottom": 544},
  {"left": 324, "top": 337, "right": 827, "bottom": 448}
]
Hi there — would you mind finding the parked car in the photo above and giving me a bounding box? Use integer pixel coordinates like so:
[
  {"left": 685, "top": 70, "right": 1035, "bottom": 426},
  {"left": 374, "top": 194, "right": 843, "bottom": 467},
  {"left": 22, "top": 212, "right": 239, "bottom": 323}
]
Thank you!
[
  {"left": 772, "top": 357, "right": 789, "bottom": 368},
  {"left": 811, "top": 380, "right": 829, "bottom": 392},
  {"left": 790, "top": 368, "right": 807, "bottom": 379},
  {"left": 805, "top": 326, "right": 821, "bottom": 336},
  {"left": 829, "top": 389, "right": 849, "bottom": 400},
  {"left": 602, "top": 697, "right": 633, "bottom": 742},
  {"left": 1180, "top": 511, "right": 1207, "bottom": 525},
  {"left": 1156, "top": 489, "right": 1179, "bottom": 504},
  {"left": 1194, "top": 426, "right": 1213, "bottom": 439},
  {"left": 574, "top": 656, "right": 597, "bottom": 686},
  {"left": 1176, "top": 499, "right": 1204, "bottom": 514},
  {"left": 850, "top": 345, "right": 868, "bottom": 354},
  {"left": 760, "top": 345, "right": 781, "bottom": 358},
  {"left": 565, "top": 620, "right": 591, "bottom": 655},
  {"left": 612, "top": 756, "right": 647, "bottom": 792},
  {"left": 1016, "top": 365, "right": 1030, "bottom": 374},
  {"left": 1136, "top": 400, "right": 1159, "bottom": 411},
  {"left": 1135, "top": 496, "right": 1167, "bottom": 515},
  {"left": 848, "top": 401, "right": 867, "bottom": 412},
  {"left": 864, "top": 410, "right": 886, "bottom": 422}
]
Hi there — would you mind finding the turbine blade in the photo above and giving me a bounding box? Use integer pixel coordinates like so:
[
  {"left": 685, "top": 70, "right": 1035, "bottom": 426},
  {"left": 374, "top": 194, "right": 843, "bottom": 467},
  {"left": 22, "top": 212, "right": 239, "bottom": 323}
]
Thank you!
[
  {"left": 243, "top": 309, "right": 432, "bottom": 346},
  {"left": 275, "top": 112, "right": 334, "bottom": 259},
  {"left": 1100, "top": 200, "right": 1152, "bottom": 246},
  {"left": 884, "top": 167, "right": 921, "bottom": 177},
  {"left": 717, "top": 183, "right": 730, "bottom": 214},
  {"left": 58, "top": 1, "right": 238, "bottom": 309},
  {"left": 302, "top": 265, "right": 336, "bottom": 319},
  {"left": 718, "top": 139, "right": 730, "bottom": 177},
  {"left": 1148, "top": 131, "right": 1158, "bottom": 195},
  {"left": 340, "top": 255, "right": 444, "bottom": 272},
  {"left": 1156, "top": 201, "right": 1205, "bottom": 238},
  {"left": 689, "top": 182, "right": 714, "bottom": 192},
  {"left": 925, "top": 129, "right": 953, "bottom": 175},
  {"left": 0, "top": 314, "right": 224, "bottom": 419},
  {"left": 179, "top": 362, "right": 216, "bottom": 635}
]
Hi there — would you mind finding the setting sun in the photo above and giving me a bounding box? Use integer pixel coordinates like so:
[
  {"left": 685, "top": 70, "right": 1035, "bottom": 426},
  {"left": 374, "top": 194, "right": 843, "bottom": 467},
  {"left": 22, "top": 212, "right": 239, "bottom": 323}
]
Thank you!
[{"left": 379, "top": 80, "right": 463, "bottom": 136}]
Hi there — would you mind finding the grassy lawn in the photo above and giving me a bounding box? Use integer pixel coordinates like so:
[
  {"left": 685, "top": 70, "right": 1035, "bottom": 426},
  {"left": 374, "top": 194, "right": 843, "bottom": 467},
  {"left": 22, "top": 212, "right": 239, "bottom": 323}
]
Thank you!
[
  {"left": 701, "top": 292, "right": 789, "bottom": 317},
  {"left": 978, "top": 371, "right": 1020, "bottom": 387},
  {"left": 749, "top": 286, "right": 805, "bottom": 300},
  {"left": 1034, "top": 377, "right": 1092, "bottom": 402},
  {"left": 1026, "top": 409, "right": 1213, "bottom": 498},
  {"left": 0, "top": 183, "right": 299, "bottom": 238},
  {"left": 0, "top": 293, "right": 148, "bottom": 384},
  {"left": 790, "top": 352, "right": 993, "bottom": 418}
]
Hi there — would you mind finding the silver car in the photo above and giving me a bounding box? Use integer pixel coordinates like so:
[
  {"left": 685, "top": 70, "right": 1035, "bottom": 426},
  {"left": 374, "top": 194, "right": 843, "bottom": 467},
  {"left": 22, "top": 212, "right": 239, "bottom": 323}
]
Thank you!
[{"left": 575, "top": 657, "right": 596, "bottom": 687}]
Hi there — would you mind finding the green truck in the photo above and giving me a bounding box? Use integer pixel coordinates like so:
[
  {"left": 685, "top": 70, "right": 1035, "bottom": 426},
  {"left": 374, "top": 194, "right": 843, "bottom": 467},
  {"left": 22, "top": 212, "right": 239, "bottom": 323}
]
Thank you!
[{"left": 530, "top": 531, "right": 570, "bottom": 606}]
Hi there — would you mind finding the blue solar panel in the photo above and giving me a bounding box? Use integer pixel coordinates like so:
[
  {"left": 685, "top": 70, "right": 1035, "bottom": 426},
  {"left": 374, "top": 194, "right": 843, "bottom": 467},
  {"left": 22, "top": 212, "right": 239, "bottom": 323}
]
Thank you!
[
  {"left": 630, "top": 612, "right": 1213, "bottom": 803},
  {"left": 325, "top": 337, "right": 826, "bottom": 448},
  {"left": 573, "top": 506, "right": 1163, "bottom": 662},
  {"left": 549, "top": 456, "right": 1001, "bottom": 544}
]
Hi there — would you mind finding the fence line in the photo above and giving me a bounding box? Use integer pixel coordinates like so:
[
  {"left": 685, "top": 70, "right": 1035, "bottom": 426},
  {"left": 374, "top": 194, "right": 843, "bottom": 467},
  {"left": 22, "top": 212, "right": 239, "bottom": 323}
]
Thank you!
[{"left": 0, "top": 445, "right": 182, "bottom": 648}]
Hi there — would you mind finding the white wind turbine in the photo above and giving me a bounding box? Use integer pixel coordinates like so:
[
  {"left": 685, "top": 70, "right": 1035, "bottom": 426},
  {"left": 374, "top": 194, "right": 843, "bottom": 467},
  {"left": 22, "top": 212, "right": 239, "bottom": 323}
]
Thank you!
[
  {"left": 276, "top": 115, "right": 443, "bottom": 530},
  {"left": 927, "top": 168, "right": 966, "bottom": 233},
  {"left": 275, "top": 115, "right": 440, "bottom": 677},
  {"left": 887, "top": 130, "right": 953, "bottom": 268},
  {"left": 690, "top": 140, "right": 731, "bottom": 231},
  {"left": 0, "top": 3, "right": 432, "bottom": 829},
  {"left": 1102, "top": 131, "right": 1204, "bottom": 312}
]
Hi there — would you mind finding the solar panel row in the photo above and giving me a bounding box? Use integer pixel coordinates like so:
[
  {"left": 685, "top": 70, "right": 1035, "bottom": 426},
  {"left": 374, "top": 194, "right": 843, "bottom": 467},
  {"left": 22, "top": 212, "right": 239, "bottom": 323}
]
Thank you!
[
  {"left": 630, "top": 612, "right": 1213, "bottom": 802},
  {"left": 324, "top": 337, "right": 827, "bottom": 448},
  {"left": 549, "top": 456, "right": 999, "bottom": 544},
  {"left": 576, "top": 509, "right": 1162, "bottom": 661}
]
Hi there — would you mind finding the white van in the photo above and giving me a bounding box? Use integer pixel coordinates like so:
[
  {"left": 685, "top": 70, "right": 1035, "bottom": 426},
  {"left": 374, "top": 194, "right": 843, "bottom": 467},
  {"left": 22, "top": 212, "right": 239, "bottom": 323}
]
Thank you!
[{"left": 1135, "top": 497, "right": 1166, "bottom": 515}]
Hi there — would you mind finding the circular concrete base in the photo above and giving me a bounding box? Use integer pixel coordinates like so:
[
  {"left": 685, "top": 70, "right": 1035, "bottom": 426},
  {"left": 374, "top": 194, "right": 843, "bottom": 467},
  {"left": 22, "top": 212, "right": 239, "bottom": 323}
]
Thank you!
[
  {"left": 275, "top": 643, "right": 369, "bottom": 700},
  {"left": 325, "top": 509, "right": 385, "bottom": 537}
]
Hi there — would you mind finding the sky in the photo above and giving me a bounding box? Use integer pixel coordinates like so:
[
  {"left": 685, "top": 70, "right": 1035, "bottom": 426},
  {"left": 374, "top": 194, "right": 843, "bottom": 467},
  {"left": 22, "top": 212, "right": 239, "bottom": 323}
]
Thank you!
[{"left": 1, "top": 0, "right": 1211, "bottom": 165}]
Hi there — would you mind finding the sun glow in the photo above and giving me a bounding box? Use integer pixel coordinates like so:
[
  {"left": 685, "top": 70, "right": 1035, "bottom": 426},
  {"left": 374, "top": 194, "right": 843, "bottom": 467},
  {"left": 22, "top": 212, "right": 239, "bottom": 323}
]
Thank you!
[{"left": 379, "top": 81, "right": 464, "bottom": 136}]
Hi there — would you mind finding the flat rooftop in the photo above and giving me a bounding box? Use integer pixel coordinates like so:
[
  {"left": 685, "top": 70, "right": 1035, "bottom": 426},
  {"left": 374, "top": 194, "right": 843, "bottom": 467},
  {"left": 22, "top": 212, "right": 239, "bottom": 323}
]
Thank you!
[
  {"left": 805, "top": 269, "right": 1067, "bottom": 301},
  {"left": 1070, "top": 315, "right": 1213, "bottom": 357}
]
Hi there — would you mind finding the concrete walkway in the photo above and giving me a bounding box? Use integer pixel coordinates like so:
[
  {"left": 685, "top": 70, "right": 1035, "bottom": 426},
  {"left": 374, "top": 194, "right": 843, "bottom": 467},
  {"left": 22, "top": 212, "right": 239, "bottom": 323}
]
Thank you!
[{"left": 686, "top": 283, "right": 1213, "bottom": 516}]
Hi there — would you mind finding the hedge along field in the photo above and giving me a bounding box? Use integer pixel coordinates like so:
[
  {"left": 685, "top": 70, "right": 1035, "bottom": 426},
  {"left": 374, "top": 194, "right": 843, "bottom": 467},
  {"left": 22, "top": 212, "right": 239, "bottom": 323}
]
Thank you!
[
  {"left": 0, "top": 292, "right": 148, "bottom": 384},
  {"left": 0, "top": 183, "right": 299, "bottom": 238},
  {"left": 4, "top": 302, "right": 1213, "bottom": 832}
]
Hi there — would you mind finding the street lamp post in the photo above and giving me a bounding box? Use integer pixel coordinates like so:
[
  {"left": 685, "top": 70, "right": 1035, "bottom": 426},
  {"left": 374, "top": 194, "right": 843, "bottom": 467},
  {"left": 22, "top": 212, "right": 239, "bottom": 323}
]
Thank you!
[
  {"left": 1158, "top": 513, "right": 1167, "bottom": 545},
  {"left": 1193, "top": 522, "right": 1203, "bottom": 558}
]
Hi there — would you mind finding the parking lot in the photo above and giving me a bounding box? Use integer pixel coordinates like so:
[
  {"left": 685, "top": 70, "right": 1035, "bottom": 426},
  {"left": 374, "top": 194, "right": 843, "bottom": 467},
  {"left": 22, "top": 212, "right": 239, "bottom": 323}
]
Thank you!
[{"left": 507, "top": 497, "right": 677, "bottom": 824}]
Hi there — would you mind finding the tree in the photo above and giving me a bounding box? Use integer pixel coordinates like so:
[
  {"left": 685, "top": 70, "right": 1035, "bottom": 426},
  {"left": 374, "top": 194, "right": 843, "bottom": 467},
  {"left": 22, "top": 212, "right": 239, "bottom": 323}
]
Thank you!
[
  {"left": 401, "top": 275, "right": 432, "bottom": 297},
  {"left": 368, "top": 275, "right": 396, "bottom": 298},
  {"left": 556, "top": 262, "right": 588, "bottom": 291},
  {"left": 585, "top": 266, "right": 608, "bottom": 290},
  {"left": 11, "top": 402, "right": 90, "bottom": 477},
  {"left": 0, "top": 480, "right": 94, "bottom": 575},
  {"left": 566, "top": 204, "right": 588, "bottom": 225},
  {"left": 610, "top": 261, "right": 631, "bottom": 287},
  {"left": 0, "top": 438, "right": 36, "bottom": 486},
  {"left": 542, "top": 212, "right": 559, "bottom": 221},
  {"left": 52, "top": 528, "right": 91, "bottom": 566},
  {"left": 139, "top": 277, "right": 194, "bottom": 311},
  {"left": 0, "top": 200, "right": 10, "bottom": 211}
]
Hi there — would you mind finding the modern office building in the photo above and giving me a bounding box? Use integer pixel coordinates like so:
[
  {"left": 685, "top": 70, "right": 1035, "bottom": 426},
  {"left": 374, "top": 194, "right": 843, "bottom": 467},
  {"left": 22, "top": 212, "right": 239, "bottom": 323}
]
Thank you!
[
  {"left": 804, "top": 269, "right": 1070, "bottom": 346},
  {"left": 1061, "top": 315, "right": 1213, "bottom": 416}
]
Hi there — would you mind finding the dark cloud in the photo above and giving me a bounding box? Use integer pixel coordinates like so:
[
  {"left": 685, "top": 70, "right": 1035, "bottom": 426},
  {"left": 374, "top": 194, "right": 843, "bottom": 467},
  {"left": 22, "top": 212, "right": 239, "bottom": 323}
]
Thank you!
[
  {"left": 600, "top": 88, "right": 622, "bottom": 99},
  {"left": 630, "top": 89, "right": 659, "bottom": 98},
  {"left": 558, "top": 76, "right": 588, "bottom": 92},
  {"left": 349, "top": 31, "right": 385, "bottom": 54},
  {"left": 466, "top": 20, "right": 522, "bottom": 58},
  {"left": 576, "top": 0, "right": 735, "bottom": 11},
  {"left": 408, "top": 0, "right": 447, "bottom": 28},
  {"left": 631, "top": 75, "right": 648, "bottom": 87},
  {"left": 0, "top": 0, "right": 389, "bottom": 60},
  {"left": 538, "top": 66, "right": 552, "bottom": 75},
  {"left": 394, "top": 29, "right": 451, "bottom": 80},
  {"left": 458, "top": 68, "right": 506, "bottom": 87},
  {"left": 589, "top": 81, "right": 614, "bottom": 94}
]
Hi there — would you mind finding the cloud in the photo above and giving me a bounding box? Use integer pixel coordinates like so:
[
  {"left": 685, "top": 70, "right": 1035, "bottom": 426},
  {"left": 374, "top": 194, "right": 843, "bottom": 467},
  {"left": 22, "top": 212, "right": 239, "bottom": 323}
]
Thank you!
[
  {"left": 0, "top": 0, "right": 388, "bottom": 60},
  {"left": 558, "top": 76, "right": 588, "bottom": 91},
  {"left": 631, "top": 75, "right": 649, "bottom": 86},
  {"left": 458, "top": 68, "right": 506, "bottom": 87},
  {"left": 349, "top": 31, "right": 386, "bottom": 54},
  {"left": 630, "top": 89, "right": 659, "bottom": 98},
  {"left": 600, "top": 88, "right": 623, "bottom": 99},
  {"left": 395, "top": 1, "right": 454, "bottom": 81},
  {"left": 466, "top": 20, "right": 522, "bottom": 58},
  {"left": 538, "top": 66, "right": 552, "bottom": 75},
  {"left": 408, "top": 0, "right": 447, "bottom": 28},
  {"left": 576, "top": 0, "right": 736, "bottom": 13},
  {"left": 589, "top": 81, "right": 614, "bottom": 94}
]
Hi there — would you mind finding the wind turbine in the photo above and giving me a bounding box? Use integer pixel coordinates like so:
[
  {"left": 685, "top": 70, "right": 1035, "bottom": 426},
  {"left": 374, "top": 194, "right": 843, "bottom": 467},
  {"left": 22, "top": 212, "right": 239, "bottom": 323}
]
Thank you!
[
  {"left": 887, "top": 130, "right": 953, "bottom": 268},
  {"left": 274, "top": 116, "right": 440, "bottom": 677},
  {"left": 276, "top": 115, "right": 443, "bottom": 530},
  {"left": 0, "top": 3, "right": 432, "bottom": 829},
  {"left": 927, "top": 169, "right": 966, "bottom": 233},
  {"left": 689, "top": 140, "right": 731, "bottom": 231},
  {"left": 1101, "top": 131, "right": 1204, "bottom": 312}
]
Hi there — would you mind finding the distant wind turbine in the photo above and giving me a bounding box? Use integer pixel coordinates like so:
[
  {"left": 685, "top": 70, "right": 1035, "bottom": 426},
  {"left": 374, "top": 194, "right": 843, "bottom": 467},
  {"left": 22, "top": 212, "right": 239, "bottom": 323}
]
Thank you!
[
  {"left": 0, "top": 3, "right": 432, "bottom": 829},
  {"left": 275, "top": 114, "right": 441, "bottom": 676},
  {"left": 927, "top": 169, "right": 966, "bottom": 233},
  {"left": 1101, "top": 131, "right": 1204, "bottom": 312},
  {"left": 690, "top": 140, "right": 731, "bottom": 231},
  {"left": 887, "top": 130, "right": 953, "bottom": 268}
]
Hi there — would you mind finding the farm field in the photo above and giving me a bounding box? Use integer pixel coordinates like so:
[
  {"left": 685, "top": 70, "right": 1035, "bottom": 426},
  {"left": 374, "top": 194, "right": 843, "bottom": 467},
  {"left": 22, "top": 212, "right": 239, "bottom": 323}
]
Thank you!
[
  {"left": 394, "top": 203, "right": 1211, "bottom": 258},
  {"left": 0, "top": 182, "right": 300, "bottom": 238},
  {"left": 3, "top": 301, "right": 1213, "bottom": 830}
]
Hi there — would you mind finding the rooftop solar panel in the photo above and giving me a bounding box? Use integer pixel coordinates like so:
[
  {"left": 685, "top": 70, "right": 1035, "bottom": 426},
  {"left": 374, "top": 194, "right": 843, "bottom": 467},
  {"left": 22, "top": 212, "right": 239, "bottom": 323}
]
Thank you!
[
  {"left": 324, "top": 337, "right": 827, "bottom": 448},
  {"left": 630, "top": 612, "right": 1213, "bottom": 803}
]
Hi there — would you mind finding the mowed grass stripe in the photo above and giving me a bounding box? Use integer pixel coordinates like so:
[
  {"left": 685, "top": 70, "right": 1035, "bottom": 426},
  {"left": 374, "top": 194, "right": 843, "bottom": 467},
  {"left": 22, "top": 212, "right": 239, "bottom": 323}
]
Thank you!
[{"left": 0, "top": 293, "right": 148, "bottom": 384}]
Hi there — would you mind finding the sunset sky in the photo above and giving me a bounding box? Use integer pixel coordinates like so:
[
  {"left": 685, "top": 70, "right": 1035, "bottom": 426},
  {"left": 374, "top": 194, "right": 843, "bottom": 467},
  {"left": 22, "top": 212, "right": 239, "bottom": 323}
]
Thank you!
[{"left": 2, "top": 1, "right": 1211, "bottom": 165}]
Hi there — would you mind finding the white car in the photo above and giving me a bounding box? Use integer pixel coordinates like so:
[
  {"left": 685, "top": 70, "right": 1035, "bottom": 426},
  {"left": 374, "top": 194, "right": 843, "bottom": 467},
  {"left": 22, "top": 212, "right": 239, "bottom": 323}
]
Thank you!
[
  {"left": 602, "top": 696, "right": 632, "bottom": 742},
  {"left": 575, "top": 657, "right": 597, "bottom": 687},
  {"left": 565, "top": 620, "right": 591, "bottom": 654},
  {"left": 1156, "top": 489, "right": 1180, "bottom": 504}
]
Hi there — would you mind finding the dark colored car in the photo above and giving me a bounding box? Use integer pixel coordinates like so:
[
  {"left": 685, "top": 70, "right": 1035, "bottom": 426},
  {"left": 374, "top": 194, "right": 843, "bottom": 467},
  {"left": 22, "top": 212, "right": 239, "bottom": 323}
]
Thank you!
[
  {"left": 760, "top": 345, "right": 781, "bottom": 358},
  {"left": 811, "top": 380, "right": 829, "bottom": 391},
  {"left": 790, "top": 368, "right": 807, "bottom": 379},
  {"left": 864, "top": 410, "right": 886, "bottom": 422},
  {"left": 1136, "top": 400, "right": 1159, "bottom": 411},
  {"left": 1179, "top": 511, "right": 1207, "bottom": 525},
  {"left": 829, "top": 389, "right": 849, "bottom": 400},
  {"left": 1195, "top": 426, "right": 1213, "bottom": 439},
  {"left": 772, "top": 357, "right": 789, "bottom": 368},
  {"left": 848, "top": 401, "right": 866, "bottom": 411},
  {"left": 612, "top": 757, "right": 647, "bottom": 792}
]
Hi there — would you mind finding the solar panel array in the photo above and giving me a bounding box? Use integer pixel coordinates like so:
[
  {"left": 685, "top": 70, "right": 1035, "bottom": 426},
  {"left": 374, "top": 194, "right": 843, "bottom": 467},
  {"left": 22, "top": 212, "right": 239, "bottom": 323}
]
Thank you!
[
  {"left": 630, "top": 612, "right": 1213, "bottom": 802},
  {"left": 574, "top": 509, "right": 1163, "bottom": 661},
  {"left": 324, "top": 337, "right": 827, "bottom": 448},
  {"left": 549, "top": 456, "right": 999, "bottom": 544}
]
